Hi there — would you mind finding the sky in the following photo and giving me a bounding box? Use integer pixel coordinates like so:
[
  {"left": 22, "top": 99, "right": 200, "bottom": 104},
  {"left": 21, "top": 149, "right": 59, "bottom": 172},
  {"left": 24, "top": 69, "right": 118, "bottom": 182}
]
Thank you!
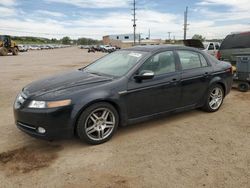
[{"left": 0, "top": 0, "right": 249, "bottom": 40}]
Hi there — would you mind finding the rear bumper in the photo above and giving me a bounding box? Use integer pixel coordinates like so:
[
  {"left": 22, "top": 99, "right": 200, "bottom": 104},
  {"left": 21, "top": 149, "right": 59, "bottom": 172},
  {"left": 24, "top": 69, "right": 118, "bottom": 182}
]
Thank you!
[{"left": 14, "top": 106, "right": 75, "bottom": 140}]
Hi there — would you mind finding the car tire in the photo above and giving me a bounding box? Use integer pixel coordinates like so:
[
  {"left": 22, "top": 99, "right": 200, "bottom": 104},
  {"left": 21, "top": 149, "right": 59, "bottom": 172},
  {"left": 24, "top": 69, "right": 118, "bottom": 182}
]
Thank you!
[
  {"left": 202, "top": 84, "right": 224, "bottom": 112},
  {"left": 0, "top": 47, "right": 8, "bottom": 56},
  {"left": 238, "top": 82, "right": 249, "bottom": 92},
  {"left": 12, "top": 47, "right": 18, "bottom": 55},
  {"left": 76, "top": 102, "right": 119, "bottom": 145}
]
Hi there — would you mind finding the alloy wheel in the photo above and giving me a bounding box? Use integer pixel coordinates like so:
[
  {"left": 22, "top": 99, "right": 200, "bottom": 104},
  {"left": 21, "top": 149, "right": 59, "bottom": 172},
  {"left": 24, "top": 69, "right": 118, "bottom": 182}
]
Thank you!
[
  {"left": 84, "top": 108, "right": 116, "bottom": 141},
  {"left": 209, "top": 87, "right": 223, "bottom": 110}
]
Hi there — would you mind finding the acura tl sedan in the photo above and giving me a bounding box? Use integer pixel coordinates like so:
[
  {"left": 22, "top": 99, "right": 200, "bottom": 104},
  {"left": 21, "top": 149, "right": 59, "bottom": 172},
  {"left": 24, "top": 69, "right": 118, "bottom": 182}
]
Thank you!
[{"left": 14, "top": 46, "right": 233, "bottom": 145}]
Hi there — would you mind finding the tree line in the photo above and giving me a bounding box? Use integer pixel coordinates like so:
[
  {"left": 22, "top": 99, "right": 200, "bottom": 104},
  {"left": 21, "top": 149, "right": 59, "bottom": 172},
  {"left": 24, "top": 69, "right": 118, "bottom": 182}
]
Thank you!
[{"left": 10, "top": 36, "right": 102, "bottom": 45}]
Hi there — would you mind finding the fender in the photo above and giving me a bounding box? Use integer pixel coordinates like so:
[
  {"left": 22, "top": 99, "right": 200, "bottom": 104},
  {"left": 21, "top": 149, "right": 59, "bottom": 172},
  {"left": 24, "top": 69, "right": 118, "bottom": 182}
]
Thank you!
[
  {"left": 209, "top": 76, "right": 225, "bottom": 87},
  {"left": 198, "top": 76, "right": 226, "bottom": 107},
  {"left": 69, "top": 89, "right": 127, "bottom": 129}
]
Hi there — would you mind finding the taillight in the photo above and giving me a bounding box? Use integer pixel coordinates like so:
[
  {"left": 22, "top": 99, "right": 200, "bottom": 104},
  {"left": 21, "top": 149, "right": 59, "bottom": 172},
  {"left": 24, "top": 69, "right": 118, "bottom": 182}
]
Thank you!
[
  {"left": 226, "top": 66, "right": 233, "bottom": 74},
  {"left": 216, "top": 51, "right": 221, "bottom": 60}
]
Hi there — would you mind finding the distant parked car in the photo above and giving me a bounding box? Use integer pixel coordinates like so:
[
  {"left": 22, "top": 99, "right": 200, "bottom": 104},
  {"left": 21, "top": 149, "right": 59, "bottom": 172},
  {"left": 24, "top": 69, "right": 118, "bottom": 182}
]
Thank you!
[
  {"left": 102, "top": 45, "right": 116, "bottom": 53},
  {"left": 14, "top": 45, "right": 233, "bottom": 144},
  {"left": 40, "top": 45, "right": 49, "bottom": 50},
  {"left": 217, "top": 32, "right": 250, "bottom": 65},
  {"left": 88, "top": 46, "right": 95, "bottom": 53},
  {"left": 203, "top": 42, "right": 220, "bottom": 57},
  {"left": 29, "top": 45, "right": 41, "bottom": 50},
  {"left": 183, "top": 39, "right": 220, "bottom": 57},
  {"left": 18, "top": 45, "right": 28, "bottom": 52}
]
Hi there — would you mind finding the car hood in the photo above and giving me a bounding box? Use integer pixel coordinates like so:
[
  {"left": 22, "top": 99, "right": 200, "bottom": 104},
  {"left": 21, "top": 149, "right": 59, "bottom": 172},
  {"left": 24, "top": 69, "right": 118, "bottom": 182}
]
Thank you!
[{"left": 23, "top": 70, "right": 112, "bottom": 97}]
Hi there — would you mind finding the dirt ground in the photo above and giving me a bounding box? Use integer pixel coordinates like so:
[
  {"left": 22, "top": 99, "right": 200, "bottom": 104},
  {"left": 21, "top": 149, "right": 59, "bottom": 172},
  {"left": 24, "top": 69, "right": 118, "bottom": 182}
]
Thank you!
[{"left": 0, "top": 47, "right": 249, "bottom": 188}]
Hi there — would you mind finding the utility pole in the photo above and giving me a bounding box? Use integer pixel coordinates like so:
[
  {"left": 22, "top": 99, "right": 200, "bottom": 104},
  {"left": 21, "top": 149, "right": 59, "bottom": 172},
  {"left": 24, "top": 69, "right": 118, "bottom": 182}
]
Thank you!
[
  {"left": 183, "top": 6, "right": 188, "bottom": 40},
  {"left": 132, "top": 0, "right": 137, "bottom": 45},
  {"left": 168, "top": 32, "right": 171, "bottom": 41}
]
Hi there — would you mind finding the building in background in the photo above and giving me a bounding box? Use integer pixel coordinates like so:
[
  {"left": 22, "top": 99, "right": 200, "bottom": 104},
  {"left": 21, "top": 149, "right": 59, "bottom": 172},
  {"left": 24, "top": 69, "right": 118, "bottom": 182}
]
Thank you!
[
  {"left": 103, "top": 33, "right": 163, "bottom": 48},
  {"left": 103, "top": 34, "right": 140, "bottom": 44}
]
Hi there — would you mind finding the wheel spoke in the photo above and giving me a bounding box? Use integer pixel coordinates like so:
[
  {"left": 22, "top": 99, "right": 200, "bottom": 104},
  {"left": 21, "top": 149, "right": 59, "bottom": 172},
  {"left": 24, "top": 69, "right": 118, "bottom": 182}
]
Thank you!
[
  {"left": 209, "top": 100, "right": 215, "bottom": 107},
  {"left": 97, "top": 129, "right": 104, "bottom": 139},
  {"left": 101, "top": 110, "right": 110, "bottom": 120},
  {"left": 86, "top": 125, "right": 96, "bottom": 134},
  {"left": 90, "top": 113, "right": 99, "bottom": 123},
  {"left": 214, "top": 88, "right": 219, "bottom": 96},
  {"left": 106, "top": 121, "right": 114, "bottom": 125},
  {"left": 210, "top": 93, "right": 216, "bottom": 98},
  {"left": 105, "top": 125, "right": 113, "bottom": 128}
]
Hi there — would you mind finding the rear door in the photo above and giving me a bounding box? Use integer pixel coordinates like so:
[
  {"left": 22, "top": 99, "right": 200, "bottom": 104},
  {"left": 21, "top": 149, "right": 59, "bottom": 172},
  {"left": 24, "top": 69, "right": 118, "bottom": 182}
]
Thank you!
[{"left": 176, "top": 50, "right": 213, "bottom": 107}]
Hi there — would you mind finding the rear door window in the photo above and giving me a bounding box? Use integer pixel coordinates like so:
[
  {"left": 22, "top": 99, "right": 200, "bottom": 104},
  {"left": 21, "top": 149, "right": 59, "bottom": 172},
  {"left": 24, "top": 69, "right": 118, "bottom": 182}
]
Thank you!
[
  {"left": 177, "top": 51, "right": 208, "bottom": 70},
  {"left": 220, "top": 32, "right": 250, "bottom": 50}
]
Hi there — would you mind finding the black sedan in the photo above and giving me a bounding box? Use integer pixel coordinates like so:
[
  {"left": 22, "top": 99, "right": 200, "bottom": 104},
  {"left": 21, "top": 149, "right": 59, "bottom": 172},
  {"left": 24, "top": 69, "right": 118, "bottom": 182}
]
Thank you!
[{"left": 14, "top": 45, "right": 233, "bottom": 144}]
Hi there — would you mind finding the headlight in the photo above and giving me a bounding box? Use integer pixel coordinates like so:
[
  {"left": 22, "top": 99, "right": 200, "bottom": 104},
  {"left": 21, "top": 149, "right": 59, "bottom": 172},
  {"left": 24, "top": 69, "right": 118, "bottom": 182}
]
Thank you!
[{"left": 28, "top": 99, "right": 71, "bottom": 108}]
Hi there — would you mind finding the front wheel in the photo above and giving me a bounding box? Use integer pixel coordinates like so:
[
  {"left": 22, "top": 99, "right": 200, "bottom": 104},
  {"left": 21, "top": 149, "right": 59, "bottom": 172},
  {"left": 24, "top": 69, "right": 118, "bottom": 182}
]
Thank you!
[
  {"left": 202, "top": 84, "right": 224, "bottom": 112},
  {"left": 0, "top": 47, "right": 8, "bottom": 56},
  {"left": 76, "top": 102, "right": 119, "bottom": 145}
]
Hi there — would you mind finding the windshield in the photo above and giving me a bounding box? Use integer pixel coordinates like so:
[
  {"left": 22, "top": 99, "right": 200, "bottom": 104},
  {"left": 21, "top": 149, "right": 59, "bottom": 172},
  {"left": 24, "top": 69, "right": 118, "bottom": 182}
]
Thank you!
[{"left": 85, "top": 50, "right": 146, "bottom": 77}]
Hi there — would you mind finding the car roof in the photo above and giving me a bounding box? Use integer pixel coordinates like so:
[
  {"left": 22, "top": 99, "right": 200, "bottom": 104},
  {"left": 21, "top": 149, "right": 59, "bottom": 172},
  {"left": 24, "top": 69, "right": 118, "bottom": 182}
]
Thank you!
[{"left": 123, "top": 45, "right": 201, "bottom": 53}]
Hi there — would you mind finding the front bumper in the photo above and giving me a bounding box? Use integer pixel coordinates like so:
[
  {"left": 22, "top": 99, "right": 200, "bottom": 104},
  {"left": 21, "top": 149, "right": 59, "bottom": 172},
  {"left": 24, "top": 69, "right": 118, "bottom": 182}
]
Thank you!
[{"left": 14, "top": 105, "right": 75, "bottom": 140}]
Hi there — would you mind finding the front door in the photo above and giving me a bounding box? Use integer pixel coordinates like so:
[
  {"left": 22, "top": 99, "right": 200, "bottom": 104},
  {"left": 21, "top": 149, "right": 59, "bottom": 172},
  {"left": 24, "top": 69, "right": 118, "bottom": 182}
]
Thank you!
[{"left": 125, "top": 50, "right": 181, "bottom": 119}]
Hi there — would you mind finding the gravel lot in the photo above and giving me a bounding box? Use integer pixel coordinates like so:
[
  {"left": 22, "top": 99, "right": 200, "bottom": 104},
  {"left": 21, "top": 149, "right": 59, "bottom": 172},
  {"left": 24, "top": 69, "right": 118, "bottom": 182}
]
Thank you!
[{"left": 0, "top": 47, "right": 249, "bottom": 188}]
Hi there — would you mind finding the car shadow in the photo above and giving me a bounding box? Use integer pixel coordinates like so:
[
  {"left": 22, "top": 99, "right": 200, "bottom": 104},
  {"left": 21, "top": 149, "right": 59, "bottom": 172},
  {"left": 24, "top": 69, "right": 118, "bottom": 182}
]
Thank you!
[{"left": 12, "top": 109, "right": 204, "bottom": 151}]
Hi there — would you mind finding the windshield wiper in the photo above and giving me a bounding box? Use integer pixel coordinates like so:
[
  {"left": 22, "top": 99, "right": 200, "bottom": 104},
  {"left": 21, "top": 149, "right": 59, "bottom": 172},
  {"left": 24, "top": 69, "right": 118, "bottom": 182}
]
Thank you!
[{"left": 86, "top": 71, "right": 103, "bottom": 76}]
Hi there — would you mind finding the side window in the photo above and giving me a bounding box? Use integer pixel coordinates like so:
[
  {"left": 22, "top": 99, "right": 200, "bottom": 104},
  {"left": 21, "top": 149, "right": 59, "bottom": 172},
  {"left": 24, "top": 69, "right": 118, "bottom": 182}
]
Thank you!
[
  {"left": 177, "top": 51, "right": 204, "bottom": 70},
  {"left": 199, "top": 54, "right": 208, "bottom": 67},
  {"left": 215, "top": 43, "right": 220, "bottom": 50},
  {"left": 208, "top": 43, "right": 214, "bottom": 50},
  {"left": 140, "top": 51, "right": 175, "bottom": 75}
]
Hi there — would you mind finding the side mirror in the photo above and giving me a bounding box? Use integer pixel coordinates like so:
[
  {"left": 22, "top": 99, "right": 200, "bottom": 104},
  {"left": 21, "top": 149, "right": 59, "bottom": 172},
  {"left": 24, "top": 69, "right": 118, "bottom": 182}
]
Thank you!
[{"left": 134, "top": 70, "right": 154, "bottom": 81}]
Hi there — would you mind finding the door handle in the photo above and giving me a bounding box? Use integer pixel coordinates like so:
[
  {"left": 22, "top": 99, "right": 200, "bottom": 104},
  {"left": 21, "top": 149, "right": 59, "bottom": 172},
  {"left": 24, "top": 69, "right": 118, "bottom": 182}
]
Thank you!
[
  {"left": 170, "top": 78, "right": 177, "bottom": 82},
  {"left": 203, "top": 72, "right": 211, "bottom": 77},
  {"left": 170, "top": 78, "right": 179, "bottom": 84}
]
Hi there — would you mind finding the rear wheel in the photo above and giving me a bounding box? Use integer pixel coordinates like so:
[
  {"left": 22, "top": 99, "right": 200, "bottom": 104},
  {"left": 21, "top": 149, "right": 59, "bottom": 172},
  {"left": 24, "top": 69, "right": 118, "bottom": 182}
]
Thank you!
[
  {"left": 76, "top": 102, "right": 119, "bottom": 145},
  {"left": 238, "top": 82, "right": 249, "bottom": 92},
  {"left": 12, "top": 47, "right": 18, "bottom": 55},
  {"left": 202, "top": 84, "right": 224, "bottom": 112},
  {"left": 0, "top": 47, "right": 8, "bottom": 56}
]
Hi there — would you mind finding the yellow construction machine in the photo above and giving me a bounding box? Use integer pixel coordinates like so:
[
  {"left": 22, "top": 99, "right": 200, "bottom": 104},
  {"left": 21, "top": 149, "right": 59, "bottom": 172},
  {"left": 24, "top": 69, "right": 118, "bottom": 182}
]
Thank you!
[{"left": 0, "top": 35, "right": 18, "bottom": 56}]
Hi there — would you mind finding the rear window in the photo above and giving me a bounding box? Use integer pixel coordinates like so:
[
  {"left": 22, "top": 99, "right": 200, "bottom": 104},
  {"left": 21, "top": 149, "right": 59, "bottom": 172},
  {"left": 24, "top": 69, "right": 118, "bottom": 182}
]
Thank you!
[{"left": 220, "top": 32, "right": 250, "bottom": 50}]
